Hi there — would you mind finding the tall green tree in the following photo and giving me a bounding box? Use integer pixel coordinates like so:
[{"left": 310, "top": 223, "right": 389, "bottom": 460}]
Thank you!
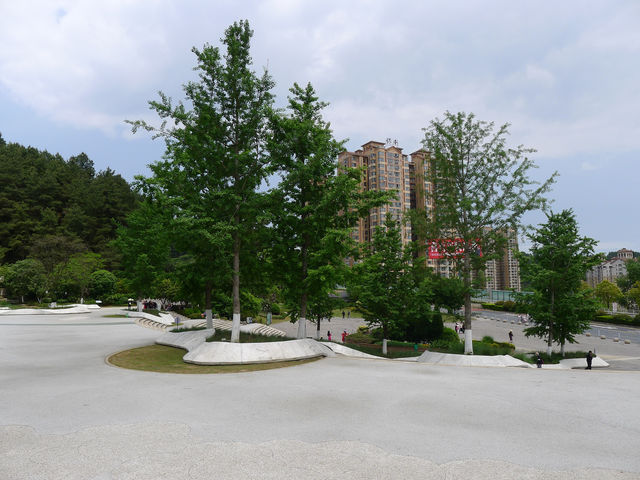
[
  {"left": 348, "top": 216, "right": 414, "bottom": 354},
  {"left": 420, "top": 111, "right": 557, "bottom": 353},
  {"left": 268, "top": 82, "right": 390, "bottom": 338},
  {"left": 594, "top": 280, "right": 623, "bottom": 310},
  {"left": 129, "top": 21, "right": 273, "bottom": 342},
  {"left": 518, "top": 210, "right": 601, "bottom": 355},
  {"left": 52, "top": 252, "right": 103, "bottom": 301},
  {"left": 3, "top": 258, "right": 48, "bottom": 303},
  {"left": 627, "top": 281, "right": 640, "bottom": 309}
]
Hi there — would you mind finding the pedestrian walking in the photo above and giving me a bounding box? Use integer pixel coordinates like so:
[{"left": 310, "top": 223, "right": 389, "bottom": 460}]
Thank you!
[
  {"left": 586, "top": 350, "right": 593, "bottom": 370},
  {"left": 327, "top": 330, "right": 332, "bottom": 341},
  {"left": 509, "top": 330, "right": 513, "bottom": 342},
  {"left": 536, "top": 352, "right": 543, "bottom": 368},
  {"left": 341, "top": 330, "right": 347, "bottom": 342},
  {"left": 342, "top": 310, "right": 345, "bottom": 319},
  {"left": 347, "top": 311, "right": 350, "bottom": 319},
  {"left": 455, "top": 323, "right": 459, "bottom": 333}
]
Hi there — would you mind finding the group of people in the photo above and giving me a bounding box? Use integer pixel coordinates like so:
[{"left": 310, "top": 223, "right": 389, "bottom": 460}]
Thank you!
[{"left": 326, "top": 330, "right": 349, "bottom": 342}]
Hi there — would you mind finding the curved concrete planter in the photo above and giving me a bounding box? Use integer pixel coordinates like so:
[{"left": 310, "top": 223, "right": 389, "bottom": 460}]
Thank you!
[{"left": 156, "top": 330, "right": 334, "bottom": 365}]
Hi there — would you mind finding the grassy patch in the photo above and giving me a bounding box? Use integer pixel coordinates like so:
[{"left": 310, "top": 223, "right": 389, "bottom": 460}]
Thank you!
[
  {"left": 103, "top": 314, "right": 128, "bottom": 318},
  {"left": 108, "top": 344, "right": 320, "bottom": 373}
]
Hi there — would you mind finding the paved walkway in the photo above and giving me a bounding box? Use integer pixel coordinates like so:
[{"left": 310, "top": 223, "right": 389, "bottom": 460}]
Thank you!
[{"left": 1, "top": 307, "right": 639, "bottom": 479}]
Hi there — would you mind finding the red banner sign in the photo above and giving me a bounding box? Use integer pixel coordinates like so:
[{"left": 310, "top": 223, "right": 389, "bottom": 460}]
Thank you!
[{"left": 427, "top": 238, "right": 482, "bottom": 259}]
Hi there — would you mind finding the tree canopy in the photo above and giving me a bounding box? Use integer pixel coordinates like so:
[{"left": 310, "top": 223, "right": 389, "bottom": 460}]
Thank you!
[
  {"left": 518, "top": 210, "right": 601, "bottom": 355},
  {"left": 420, "top": 111, "right": 557, "bottom": 353}
]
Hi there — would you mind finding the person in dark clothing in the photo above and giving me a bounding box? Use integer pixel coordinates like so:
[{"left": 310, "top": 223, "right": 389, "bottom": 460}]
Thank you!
[
  {"left": 536, "top": 353, "right": 543, "bottom": 368},
  {"left": 586, "top": 350, "right": 593, "bottom": 370}
]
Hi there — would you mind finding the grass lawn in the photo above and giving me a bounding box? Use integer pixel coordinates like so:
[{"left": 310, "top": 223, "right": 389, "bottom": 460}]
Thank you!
[
  {"left": 103, "top": 314, "right": 128, "bottom": 318},
  {"left": 108, "top": 344, "right": 320, "bottom": 374}
]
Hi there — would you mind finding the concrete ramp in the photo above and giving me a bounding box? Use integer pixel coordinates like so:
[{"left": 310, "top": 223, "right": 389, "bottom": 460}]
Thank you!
[
  {"left": 417, "top": 351, "right": 532, "bottom": 368},
  {"left": 0, "top": 304, "right": 99, "bottom": 315}
]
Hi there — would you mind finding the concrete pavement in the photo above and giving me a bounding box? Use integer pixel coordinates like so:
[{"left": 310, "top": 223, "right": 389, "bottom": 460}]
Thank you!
[{"left": 1, "top": 307, "right": 639, "bottom": 479}]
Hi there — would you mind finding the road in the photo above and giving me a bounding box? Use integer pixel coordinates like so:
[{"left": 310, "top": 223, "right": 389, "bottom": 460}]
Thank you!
[{"left": 473, "top": 309, "right": 640, "bottom": 370}]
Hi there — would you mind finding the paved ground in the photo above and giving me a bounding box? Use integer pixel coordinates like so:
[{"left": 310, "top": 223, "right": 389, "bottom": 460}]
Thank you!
[{"left": 1, "top": 307, "right": 639, "bottom": 479}]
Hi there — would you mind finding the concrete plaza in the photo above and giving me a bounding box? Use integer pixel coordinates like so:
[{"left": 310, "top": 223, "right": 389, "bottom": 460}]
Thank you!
[{"left": 1, "top": 307, "right": 639, "bottom": 479}]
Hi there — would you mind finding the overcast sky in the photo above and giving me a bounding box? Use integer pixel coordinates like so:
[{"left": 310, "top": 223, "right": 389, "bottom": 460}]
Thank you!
[{"left": 1, "top": 1, "right": 638, "bottom": 252}]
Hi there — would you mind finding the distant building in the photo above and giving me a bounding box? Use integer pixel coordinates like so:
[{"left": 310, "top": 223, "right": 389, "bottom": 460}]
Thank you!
[
  {"left": 586, "top": 248, "right": 632, "bottom": 287},
  {"left": 617, "top": 248, "right": 634, "bottom": 260},
  {"left": 338, "top": 140, "right": 414, "bottom": 246},
  {"left": 484, "top": 230, "right": 521, "bottom": 291},
  {"left": 339, "top": 140, "right": 521, "bottom": 291}
]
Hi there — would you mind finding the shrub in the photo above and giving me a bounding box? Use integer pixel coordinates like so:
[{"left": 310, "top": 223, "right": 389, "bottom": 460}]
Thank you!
[
  {"left": 481, "top": 336, "right": 495, "bottom": 343},
  {"left": 270, "top": 303, "right": 281, "bottom": 315},
  {"left": 357, "top": 325, "right": 370, "bottom": 334},
  {"left": 481, "top": 302, "right": 503, "bottom": 311},
  {"left": 370, "top": 327, "right": 383, "bottom": 341},
  {"left": 344, "top": 332, "right": 374, "bottom": 344},
  {"left": 404, "top": 311, "right": 443, "bottom": 343},
  {"left": 429, "top": 338, "right": 463, "bottom": 353},
  {"left": 502, "top": 301, "right": 515, "bottom": 312},
  {"left": 439, "top": 327, "right": 460, "bottom": 344}
]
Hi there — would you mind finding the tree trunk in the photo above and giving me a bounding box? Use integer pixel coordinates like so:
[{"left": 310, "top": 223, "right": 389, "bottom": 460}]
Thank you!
[
  {"left": 463, "top": 251, "right": 473, "bottom": 354},
  {"left": 297, "top": 232, "right": 311, "bottom": 339},
  {"left": 297, "top": 290, "right": 308, "bottom": 339},
  {"left": 382, "top": 338, "right": 388, "bottom": 355},
  {"left": 204, "top": 280, "right": 214, "bottom": 333},
  {"left": 547, "top": 288, "right": 554, "bottom": 356},
  {"left": 315, "top": 314, "right": 320, "bottom": 339},
  {"left": 560, "top": 342, "right": 565, "bottom": 356},
  {"left": 231, "top": 224, "right": 241, "bottom": 343}
]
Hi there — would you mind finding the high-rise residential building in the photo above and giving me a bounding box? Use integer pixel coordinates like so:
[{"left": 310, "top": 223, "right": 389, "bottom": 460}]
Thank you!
[
  {"left": 339, "top": 140, "right": 520, "bottom": 291},
  {"left": 484, "top": 230, "right": 521, "bottom": 291},
  {"left": 338, "top": 140, "right": 413, "bottom": 245}
]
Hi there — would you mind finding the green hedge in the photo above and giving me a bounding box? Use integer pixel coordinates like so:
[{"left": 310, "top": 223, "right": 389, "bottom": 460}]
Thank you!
[{"left": 594, "top": 314, "right": 640, "bottom": 327}]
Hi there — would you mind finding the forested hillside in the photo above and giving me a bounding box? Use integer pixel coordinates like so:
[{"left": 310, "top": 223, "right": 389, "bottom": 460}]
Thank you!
[{"left": 0, "top": 133, "right": 138, "bottom": 268}]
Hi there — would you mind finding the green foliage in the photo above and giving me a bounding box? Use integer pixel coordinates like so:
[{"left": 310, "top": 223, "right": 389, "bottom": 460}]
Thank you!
[
  {"left": 349, "top": 216, "right": 431, "bottom": 342},
  {"left": 481, "top": 302, "right": 504, "bottom": 311},
  {"left": 344, "top": 332, "right": 375, "bottom": 344},
  {"left": 420, "top": 111, "right": 557, "bottom": 353},
  {"left": 518, "top": 210, "right": 601, "bottom": 351},
  {"left": 52, "top": 252, "right": 103, "bottom": 300},
  {"left": 88, "top": 269, "right": 117, "bottom": 298},
  {"left": 594, "top": 313, "right": 640, "bottom": 326},
  {"left": 0, "top": 140, "right": 137, "bottom": 265},
  {"left": 439, "top": 327, "right": 461, "bottom": 344},
  {"left": 2, "top": 258, "right": 48, "bottom": 302},
  {"left": 432, "top": 276, "right": 466, "bottom": 313},
  {"left": 594, "top": 280, "right": 623, "bottom": 308},
  {"left": 267, "top": 82, "right": 390, "bottom": 337},
  {"left": 627, "top": 281, "right": 640, "bottom": 309},
  {"left": 128, "top": 21, "right": 275, "bottom": 339},
  {"left": 404, "top": 311, "right": 443, "bottom": 343}
]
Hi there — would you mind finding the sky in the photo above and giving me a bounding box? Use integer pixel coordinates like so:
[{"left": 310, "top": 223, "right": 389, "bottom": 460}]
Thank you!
[{"left": 1, "top": 1, "right": 638, "bottom": 253}]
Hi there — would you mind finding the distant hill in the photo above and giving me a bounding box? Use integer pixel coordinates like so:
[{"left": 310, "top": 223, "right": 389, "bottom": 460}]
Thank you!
[{"left": 0, "top": 133, "right": 139, "bottom": 268}]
